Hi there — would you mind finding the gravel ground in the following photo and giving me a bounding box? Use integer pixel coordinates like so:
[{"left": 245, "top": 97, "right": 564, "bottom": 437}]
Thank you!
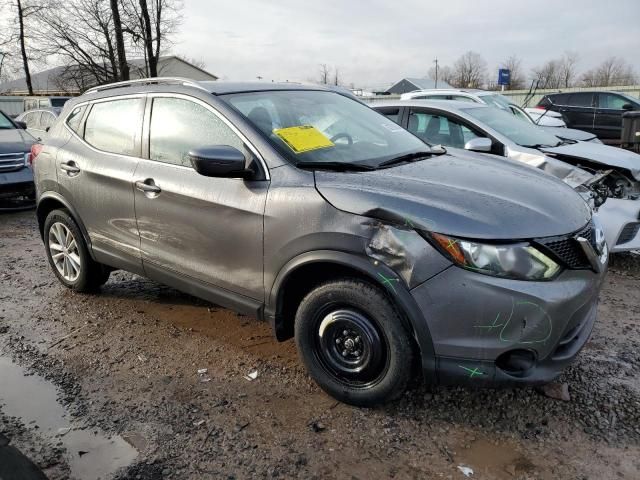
[{"left": 1, "top": 210, "right": 639, "bottom": 479}]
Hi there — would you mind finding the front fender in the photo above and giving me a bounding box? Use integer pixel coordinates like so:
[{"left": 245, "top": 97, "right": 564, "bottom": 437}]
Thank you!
[{"left": 266, "top": 249, "right": 436, "bottom": 378}]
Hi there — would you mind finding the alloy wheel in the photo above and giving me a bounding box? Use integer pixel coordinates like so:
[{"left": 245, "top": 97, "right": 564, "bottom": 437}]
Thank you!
[{"left": 48, "top": 222, "right": 81, "bottom": 282}]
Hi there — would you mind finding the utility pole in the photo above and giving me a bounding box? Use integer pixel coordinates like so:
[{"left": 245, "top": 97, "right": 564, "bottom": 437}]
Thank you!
[{"left": 434, "top": 58, "right": 439, "bottom": 89}]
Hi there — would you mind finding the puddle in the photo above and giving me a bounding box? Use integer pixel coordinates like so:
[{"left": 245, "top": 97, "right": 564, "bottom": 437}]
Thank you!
[
  {"left": 0, "top": 355, "right": 138, "bottom": 480},
  {"left": 456, "top": 437, "right": 538, "bottom": 480}
]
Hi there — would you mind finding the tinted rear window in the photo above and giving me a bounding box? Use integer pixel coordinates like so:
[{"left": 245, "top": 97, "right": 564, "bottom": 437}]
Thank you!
[
  {"left": 50, "top": 98, "right": 69, "bottom": 107},
  {"left": 84, "top": 98, "right": 142, "bottom": 156},
  {"left": 547, "top": 94, "right": 568, "bottom": 105},
  {"left": 567, "top": 92, "right": 594, "bottom": 107}
]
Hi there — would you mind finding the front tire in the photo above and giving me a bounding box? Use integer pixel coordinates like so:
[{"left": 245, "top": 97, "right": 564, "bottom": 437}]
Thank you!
[
  {"left": 294, "top": 279, "right": 415, "bottom": 406},
  {"left": 44, "top": 209, "right": 110, "bottom": 292}
]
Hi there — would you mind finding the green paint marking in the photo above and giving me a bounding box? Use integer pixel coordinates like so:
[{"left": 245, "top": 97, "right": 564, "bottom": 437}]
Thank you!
[
  {"left": 459, "top": 366, "right": 485, "bottom": 378},
  {"left": 404, "top": 217, "right": 415, "bottom": 228},
  {"left": 474, "top": 313, "right": 505, "bottom": 330},
  {"left": 446, "top": 239, "right": 458, "bottom": 251},
  {"left": 377, "top": 272, "right": 399, "bottom": 293}
]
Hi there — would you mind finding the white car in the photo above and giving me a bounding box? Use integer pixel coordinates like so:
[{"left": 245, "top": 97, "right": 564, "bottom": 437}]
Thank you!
[
  {"left": 374, "top": 100, "right": 640, "bottom": 252},
  {"left": 399, "top": 89, "right": 601, "bottom": 143}
]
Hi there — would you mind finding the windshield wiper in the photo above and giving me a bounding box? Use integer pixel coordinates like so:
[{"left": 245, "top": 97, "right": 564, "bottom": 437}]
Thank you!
[
  {"left": 296, "top": 161, "right": 376, "bottom": 172},
  {"left": 377, "top": 150, "right": 434, "bottom": 168},
  {"left": 521, "top": 143, "right": 559, "bottom": 149}
]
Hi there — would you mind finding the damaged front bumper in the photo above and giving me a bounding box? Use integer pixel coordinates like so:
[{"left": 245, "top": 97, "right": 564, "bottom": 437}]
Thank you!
[
  {"left": 596, "top": 198, "right": 640, "bottom": 252},
  {"left": 410, "top": 265, "right": 606, "bottom": 387}
]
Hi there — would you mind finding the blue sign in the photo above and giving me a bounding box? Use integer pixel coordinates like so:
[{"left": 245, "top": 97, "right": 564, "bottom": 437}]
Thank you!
[{"left": 498, "top": 69, "right": 511, "bottom": 86}]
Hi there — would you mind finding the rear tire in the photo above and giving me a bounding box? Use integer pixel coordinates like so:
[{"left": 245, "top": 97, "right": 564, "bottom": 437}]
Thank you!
[
  {"left": 294, "top": 279, "right": 415, "bottom": 406},
  {"left": 44, "top": 209, "right": 110, "bottom": 292}
]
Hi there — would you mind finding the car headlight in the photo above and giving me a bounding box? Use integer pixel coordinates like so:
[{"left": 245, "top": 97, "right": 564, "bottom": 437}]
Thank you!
[{"left": 428, "top": 233, "right": 561, "bottom": 281}]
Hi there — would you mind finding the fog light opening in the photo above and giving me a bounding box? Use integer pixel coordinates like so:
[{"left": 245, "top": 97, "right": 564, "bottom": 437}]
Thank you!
[{"left": 496, "top": 349, "right": 537, "bottom": 377}]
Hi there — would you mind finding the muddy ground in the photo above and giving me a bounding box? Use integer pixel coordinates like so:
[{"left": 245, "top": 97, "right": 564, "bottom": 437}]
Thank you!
[{"left": 1, "top": 210, "right": 639, "bottom": 480}]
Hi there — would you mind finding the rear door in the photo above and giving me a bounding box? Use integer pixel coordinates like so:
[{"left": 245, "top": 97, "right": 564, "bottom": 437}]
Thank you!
[
  {"left": 56, "top": 96, "right": 144, "bottom": 274},
  {"left": 561, "top": 92, "right": 596, "bottom": 132},
  {"left": 594, "top": 92, "right": 635, "bottom": 140},
  {"left": 134, "top": 93, "right": 268, "bottom": 301}
]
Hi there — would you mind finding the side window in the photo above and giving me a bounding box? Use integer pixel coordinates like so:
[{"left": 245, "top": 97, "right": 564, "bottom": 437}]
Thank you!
[
  {"left": 407, "top": 110, "right": 477, "bottom": 148},
  {"left": 548, "top": 94, "right": 568, "bottom": 105},
  {"left": 40, "top": 112, "right": 55, "bottom": 130},
  {"left": 567, "top": 93, "right": 594, "bottom": 108},
  {"left": 84, "top": 99, "right": 142, "bottom": 156},
  {"left": 66, "top": 105, "right": 87, "bottom": 134},
  {"left": 451, "top": 95, "right": 477, "bottom": 102},
  {"left": 149, "top": 97, "right": 246, "bottom": 168},
  {"left": 24, "top": 112, "right": 41, "bottom": 129},
  {"left": 426, "top": 95, "right": 451, "bottom": 100},
  {"left": 375, "top": 107, "right": 401, "bottom": 124},
  {"left": 598, "top": 93, "right": 629, "bottom": 110}
]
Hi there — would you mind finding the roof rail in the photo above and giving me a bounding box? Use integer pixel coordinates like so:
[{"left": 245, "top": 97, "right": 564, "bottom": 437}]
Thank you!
[{"left": 84, "top": 77, "right": 209, "bottom": 94}]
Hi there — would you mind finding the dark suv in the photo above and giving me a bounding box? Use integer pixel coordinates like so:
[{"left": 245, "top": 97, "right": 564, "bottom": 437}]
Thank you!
[
  {"left": 0, "top": 110, "right": 37, "bottom": 205},
  {"left": 536, "top": 91, "right": 640, "bottom": 143},
  {"left": 34, "top": 78, "right": 607, "bottom": 406}
]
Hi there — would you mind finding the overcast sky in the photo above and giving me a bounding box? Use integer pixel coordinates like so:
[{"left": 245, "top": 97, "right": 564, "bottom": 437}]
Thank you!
[{"left": 175, "top": 0, "right": 640, "bottom": 89}]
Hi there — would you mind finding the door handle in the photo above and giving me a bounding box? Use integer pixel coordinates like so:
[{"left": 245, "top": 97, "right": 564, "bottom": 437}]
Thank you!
[
  {"left": 60, "top": 161, "right": 80, "bottom": 175},
  {"left": 135, "top": 179, "right": 161, "bottom": 195}
]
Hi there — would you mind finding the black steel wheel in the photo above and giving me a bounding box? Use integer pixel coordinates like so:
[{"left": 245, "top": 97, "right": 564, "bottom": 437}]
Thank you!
[{"left": 295, "top": 279, "right": 415, "bottom": 406}]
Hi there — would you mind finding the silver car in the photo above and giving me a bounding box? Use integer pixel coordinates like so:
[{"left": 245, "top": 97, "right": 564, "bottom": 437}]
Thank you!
[
  {"left": 15, "top": 107, "right": 62, "bottom": 141},
  {"left": 375, "top": 100, "right": 640, "bottom": 252},
  {"left": 34, "top": 79, "right": 606, "bottom": 405}
]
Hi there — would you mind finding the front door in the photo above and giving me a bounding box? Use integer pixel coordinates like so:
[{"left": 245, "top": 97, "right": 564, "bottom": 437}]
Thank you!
[
  {"left": 134, "top": 94, "right": 268, "bottom": 302},
  {"left": 594, "top": 92, "right": 634, "bottom": 140},
  {"left": 56, "top": 97, "right": 144, "bottom": 274}
]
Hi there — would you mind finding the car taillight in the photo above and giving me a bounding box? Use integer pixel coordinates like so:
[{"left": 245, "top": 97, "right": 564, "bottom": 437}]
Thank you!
[{"left": 29, "top": 144, "right": 43, "bottom": 166}]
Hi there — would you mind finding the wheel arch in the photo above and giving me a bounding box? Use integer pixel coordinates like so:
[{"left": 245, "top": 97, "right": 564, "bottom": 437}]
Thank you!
[
  {"left": 36, "top": 192, "right": 94, "bottom": 256},
  {"left": 266, "top": 250, "right": 436, "bottom": 378}
]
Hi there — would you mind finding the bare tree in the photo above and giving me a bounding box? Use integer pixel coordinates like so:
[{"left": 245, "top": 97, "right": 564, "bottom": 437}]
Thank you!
[
  {"left": 0, "top": 0, "right": 45, "bottom": 94},
  {"left": 121, "top": 0, "right": 182, "bottom": 77},
  {"left": 110, "top": 0, "right": 128, "bottom": 80},
  {"left": 581, "top": 56, "right": 637, "bottom": 87},
  {"left": 36, "top": 0, "right": 121, "bottom": 88},
  {"left": 319, "top": 63, "right": 330, "bottom": 84},
  {"left": 499, "top": 54, "right": 525, "bottom": 90},
  {"left": 558, "top": 51, "right": 579, "bottom": 88},
  {"left": 333, "top": 67, "right": 340, "bottom": 86},
  {"left": 450, "top": 51, "right": 486, "bottom": 88}
]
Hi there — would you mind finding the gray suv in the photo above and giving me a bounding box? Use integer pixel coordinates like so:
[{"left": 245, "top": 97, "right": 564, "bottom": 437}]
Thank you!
[{"left": 34, "top": 78, "right": 608, "bottom": 406}]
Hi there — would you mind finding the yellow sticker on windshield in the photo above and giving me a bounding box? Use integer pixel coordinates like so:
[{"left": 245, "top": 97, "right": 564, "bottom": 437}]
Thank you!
[{"left": 273, "top": 125, "right": 334, "bottom": 154}]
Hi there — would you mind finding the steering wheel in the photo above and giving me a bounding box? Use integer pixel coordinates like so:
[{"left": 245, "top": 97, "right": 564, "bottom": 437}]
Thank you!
[{"left": 330, "top": 133, "right": 353, "bottom": 145}]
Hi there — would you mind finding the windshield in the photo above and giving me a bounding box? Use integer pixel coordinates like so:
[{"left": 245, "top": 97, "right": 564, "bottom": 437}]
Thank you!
[
  {"left": 50, "top": 98, "right": 70, "bottom": 107},
  {"left": 0, "top": 111, "right": 15, "bottom": 129},
  {"left": 462, "top": 106, "right": 562, "bottom": 148},
  {"left": 477, "top": 93, "right": 514, "bottom": 110},
  {"left": 223, "top": 90, "right": 428, "bottom": 168}
]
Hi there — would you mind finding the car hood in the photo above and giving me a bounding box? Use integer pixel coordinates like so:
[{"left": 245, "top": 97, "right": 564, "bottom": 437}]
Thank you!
[
  {"left": 0, "top": 128, "right": 36, "bottom": 153},
  {"left": 314, "top": 149, "right": 591, "bottom": 240},
  {"left": 540, "top": 127, "right": 596, "bottom": 142},
  {"left": 540, "top": 141, "right": 640, "bottom": 180}
]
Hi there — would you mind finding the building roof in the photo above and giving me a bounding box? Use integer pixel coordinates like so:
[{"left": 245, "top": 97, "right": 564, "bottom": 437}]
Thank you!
[
  {"left": 387, "top": 77, "right": 452, "bottom": 93},
  {"left": 0, "top": 56, "right": 218, "bottom": 95}
]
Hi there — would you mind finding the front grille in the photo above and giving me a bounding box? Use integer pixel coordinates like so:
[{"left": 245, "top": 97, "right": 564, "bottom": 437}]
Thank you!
[
  {"left": 0, "top": 153, "right": 26, "bottom": 172},
  {"left": 616, "top": 222, "right": 640, "bottom": 245},
  {"left": 535, "top": 221, "right": 594, "bottom": 269}
]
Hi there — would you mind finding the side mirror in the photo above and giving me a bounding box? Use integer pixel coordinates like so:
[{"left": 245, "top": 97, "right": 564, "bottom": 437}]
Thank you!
[
  {"left": 464, "top": 137, "right": 492, "bottom": 152},
  {"left": 622, "top": 103, "right": 635, "bottom": 111},
  {"left": 189, "top": 145, "right": 250, "bottom": 178},
  {"left": 15, "top": 120, "right": 27, "bottom": 129}
]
